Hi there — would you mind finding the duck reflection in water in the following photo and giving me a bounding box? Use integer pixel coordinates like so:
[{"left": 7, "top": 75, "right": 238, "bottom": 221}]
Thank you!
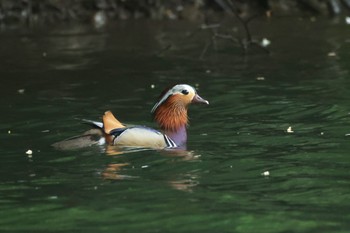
[{"left": 101, "top": 148, "right": 201, "bottom": 192}]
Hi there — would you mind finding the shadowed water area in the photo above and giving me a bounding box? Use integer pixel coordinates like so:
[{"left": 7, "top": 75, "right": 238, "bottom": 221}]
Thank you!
[{"left": 1, "top": 18, "right": 350, "bottom": 232}]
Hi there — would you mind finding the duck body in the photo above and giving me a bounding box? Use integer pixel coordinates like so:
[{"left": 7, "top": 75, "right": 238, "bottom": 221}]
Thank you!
[
  {"left": 53, "top": 84, "right": 208, "bottom": 150},
  {"left": 89, "top": 119, "right": 177, "bottom": 149},
  {"left": 112, "top": 126, "right": 177, "bottom": 148}
]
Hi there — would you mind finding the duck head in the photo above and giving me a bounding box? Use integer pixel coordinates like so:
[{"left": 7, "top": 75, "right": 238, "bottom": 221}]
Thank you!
[{"left": 151, "top": 84, "right": 209, "bottom": 134}]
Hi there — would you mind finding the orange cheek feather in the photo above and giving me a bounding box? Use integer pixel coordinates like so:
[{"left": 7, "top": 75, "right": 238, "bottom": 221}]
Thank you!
[{"left": 153, "top": 95, "right": 189, "bottom": 132}]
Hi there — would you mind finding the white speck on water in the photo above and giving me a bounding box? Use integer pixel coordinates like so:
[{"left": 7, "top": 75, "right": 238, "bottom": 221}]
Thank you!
[
  {"left": 41, "top": 130, "right": 50, "bottom": 133},
  {"left": 261, "top": 171, "right": 270, "bottom": 176},
  {"left": 93, "top": 11, "right": 107, "bottom": 28},
  {"left": 26, "top": 150, "right": 33, "bottom": 155},
  {"left": 206, "top": 70, "right": 211, "bottom": 73},
  {"left": 150, "top": 84, "right": 155, "bottom": 89},
  {"left": 94, "top": 186, "right": 98, "bottom": 190},
  {"left": 17, "top": 89, "right": 25, "bottom": 94},
  {"left": 287, "top": 126, "right": 294, "bottom": 133},
  {"left": 42, "top": 52, "right": 47, "bottom": 57},
  {"left": 345, "top": 133, "right": 350, "bottom": 136},
  {"left": 256, "top": 76, "right": 265, "bottom": 81},
  {"left": 261, "top": 38, "right": 271, "bottom": 47},
  {"left": 8, "top": 130, "right": 11, "bottom": 134},
  {"left": 48, "top": 196, "right": 58, "bottom": 200},
  {"left": 200, "top": 133, "right": 208, "bottom": 136},
  {"left": 320, "top": 132, "right": 324, "bottom": 135},
  {"left": 346, "top": 16, "right": 350, "bottom": 24},
  {"left": 141, "top": 165, "right": 149, "bottom": 169},
  {"left": 328, "top": 52, "right": 336, "bottom": 57}
]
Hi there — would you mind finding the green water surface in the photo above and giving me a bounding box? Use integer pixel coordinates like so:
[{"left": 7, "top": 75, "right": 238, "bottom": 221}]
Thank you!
[{"left": 1, "top": 18, "right": 350, "bottom": 233}]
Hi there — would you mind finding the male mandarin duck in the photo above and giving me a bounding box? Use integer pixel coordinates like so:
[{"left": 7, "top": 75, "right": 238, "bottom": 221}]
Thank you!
[
  {"left": 54, "top": 84, "right": 208, "bottom": 150},
  {"left": 97, "top": 84, "right": 208, "bottom": 149}
]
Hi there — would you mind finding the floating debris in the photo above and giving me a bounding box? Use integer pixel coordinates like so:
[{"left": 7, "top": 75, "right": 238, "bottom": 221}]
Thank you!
[
  {"left": 8, "top": 130, "right": 11, "bottom": 134},
  {"left": 261, "top": 171, "right": 270, "bottom": 176},
  {"left": 141, "top": 165, "right": 149, "bottom": 169},
  {"left": 328, "top": 52, "right": 336, "bottom": 57},
  {"left": 26, "top": 149, "right": 33, "bottom": 159},
  {"left": 287, "top": 126, "right": 294, "bottom": 133},
  {"left": 25, "top": 149, "right": 33, "bottom": 155},
  {"left": 150, "top": 84, "right": 155, "bottom": 89},
  {"left": 320, "top": 132, "right": 324, "bottom": 135},
  {"left": 345, "top": 133, "right": 350, "bottom": 136},
  {"left": 205, "top": 70, "right": 211, "bottom": 73},
  {"left": 256, "top": 76, "right": 265, "bottom": 81},
  {"left": 261, "top": 38, "right": 271, "bottom": 47},
  {"left": 17, "top": 89, "right": 25, "bottom": 94},
  {"left": 93, "top": 11, "right": 107, "bottom": 28},
  {"left": 346, "top": 16, "right": 350, "bottom": 24},
  {"left": 41, "top": 129, "right": 50, "bottom": 133}
]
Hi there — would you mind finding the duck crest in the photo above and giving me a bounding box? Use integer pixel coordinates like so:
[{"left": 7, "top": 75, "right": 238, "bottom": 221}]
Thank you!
[{"left": 153, "top": 95, "right": 188, "bottom": 132}]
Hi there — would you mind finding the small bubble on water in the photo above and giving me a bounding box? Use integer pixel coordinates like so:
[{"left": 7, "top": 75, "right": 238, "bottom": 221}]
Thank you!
[
  {"left": 261, "top": 38, "right": 271, "bottom": 47},
  {"left": 48, "top": 196, "right": 58, "bottom": 200},
  {"left": 261, "top": 171, "right": 270, "bottom": 176},
  {"left": 346, "top": 16, "right": 350, "bottom": 24},
  {"left": 287, "top": 126, "right": 294, "bottom": 133}
]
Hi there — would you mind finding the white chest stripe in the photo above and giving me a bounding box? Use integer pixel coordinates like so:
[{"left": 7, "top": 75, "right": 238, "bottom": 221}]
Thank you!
[{"left": 163, "top": 135, "right": 177, "bottom": 148}]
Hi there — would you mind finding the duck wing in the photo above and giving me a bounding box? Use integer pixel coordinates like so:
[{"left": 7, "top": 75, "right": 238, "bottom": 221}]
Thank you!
[{"left": 110, "top": 126, "right": 177, "bottom": 149}]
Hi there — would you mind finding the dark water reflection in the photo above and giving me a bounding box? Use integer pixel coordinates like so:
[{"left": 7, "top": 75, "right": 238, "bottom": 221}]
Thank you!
[{"left": 1, "top": 19, "right": 350, "bottom": 232}]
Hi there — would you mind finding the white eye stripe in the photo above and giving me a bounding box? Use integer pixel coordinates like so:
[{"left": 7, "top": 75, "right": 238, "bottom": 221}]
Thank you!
[{"left": 151, "top": 84, "right": 196, "bottom": 113}]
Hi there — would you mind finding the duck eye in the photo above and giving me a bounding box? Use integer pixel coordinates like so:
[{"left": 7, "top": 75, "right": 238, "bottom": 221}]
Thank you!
[{"left": 181, "top": 89, "right": 189, "bottom": 95}]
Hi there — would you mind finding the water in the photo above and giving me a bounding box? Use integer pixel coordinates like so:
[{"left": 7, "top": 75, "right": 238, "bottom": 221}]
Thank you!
[{"left": 1, "top": 18, "right": 350, "bottom": 232}]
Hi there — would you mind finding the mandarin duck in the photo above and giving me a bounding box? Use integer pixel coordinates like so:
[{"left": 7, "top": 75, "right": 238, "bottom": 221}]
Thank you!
[{"left": 53, "top": 84, "right": 208, "bottom": 150}]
